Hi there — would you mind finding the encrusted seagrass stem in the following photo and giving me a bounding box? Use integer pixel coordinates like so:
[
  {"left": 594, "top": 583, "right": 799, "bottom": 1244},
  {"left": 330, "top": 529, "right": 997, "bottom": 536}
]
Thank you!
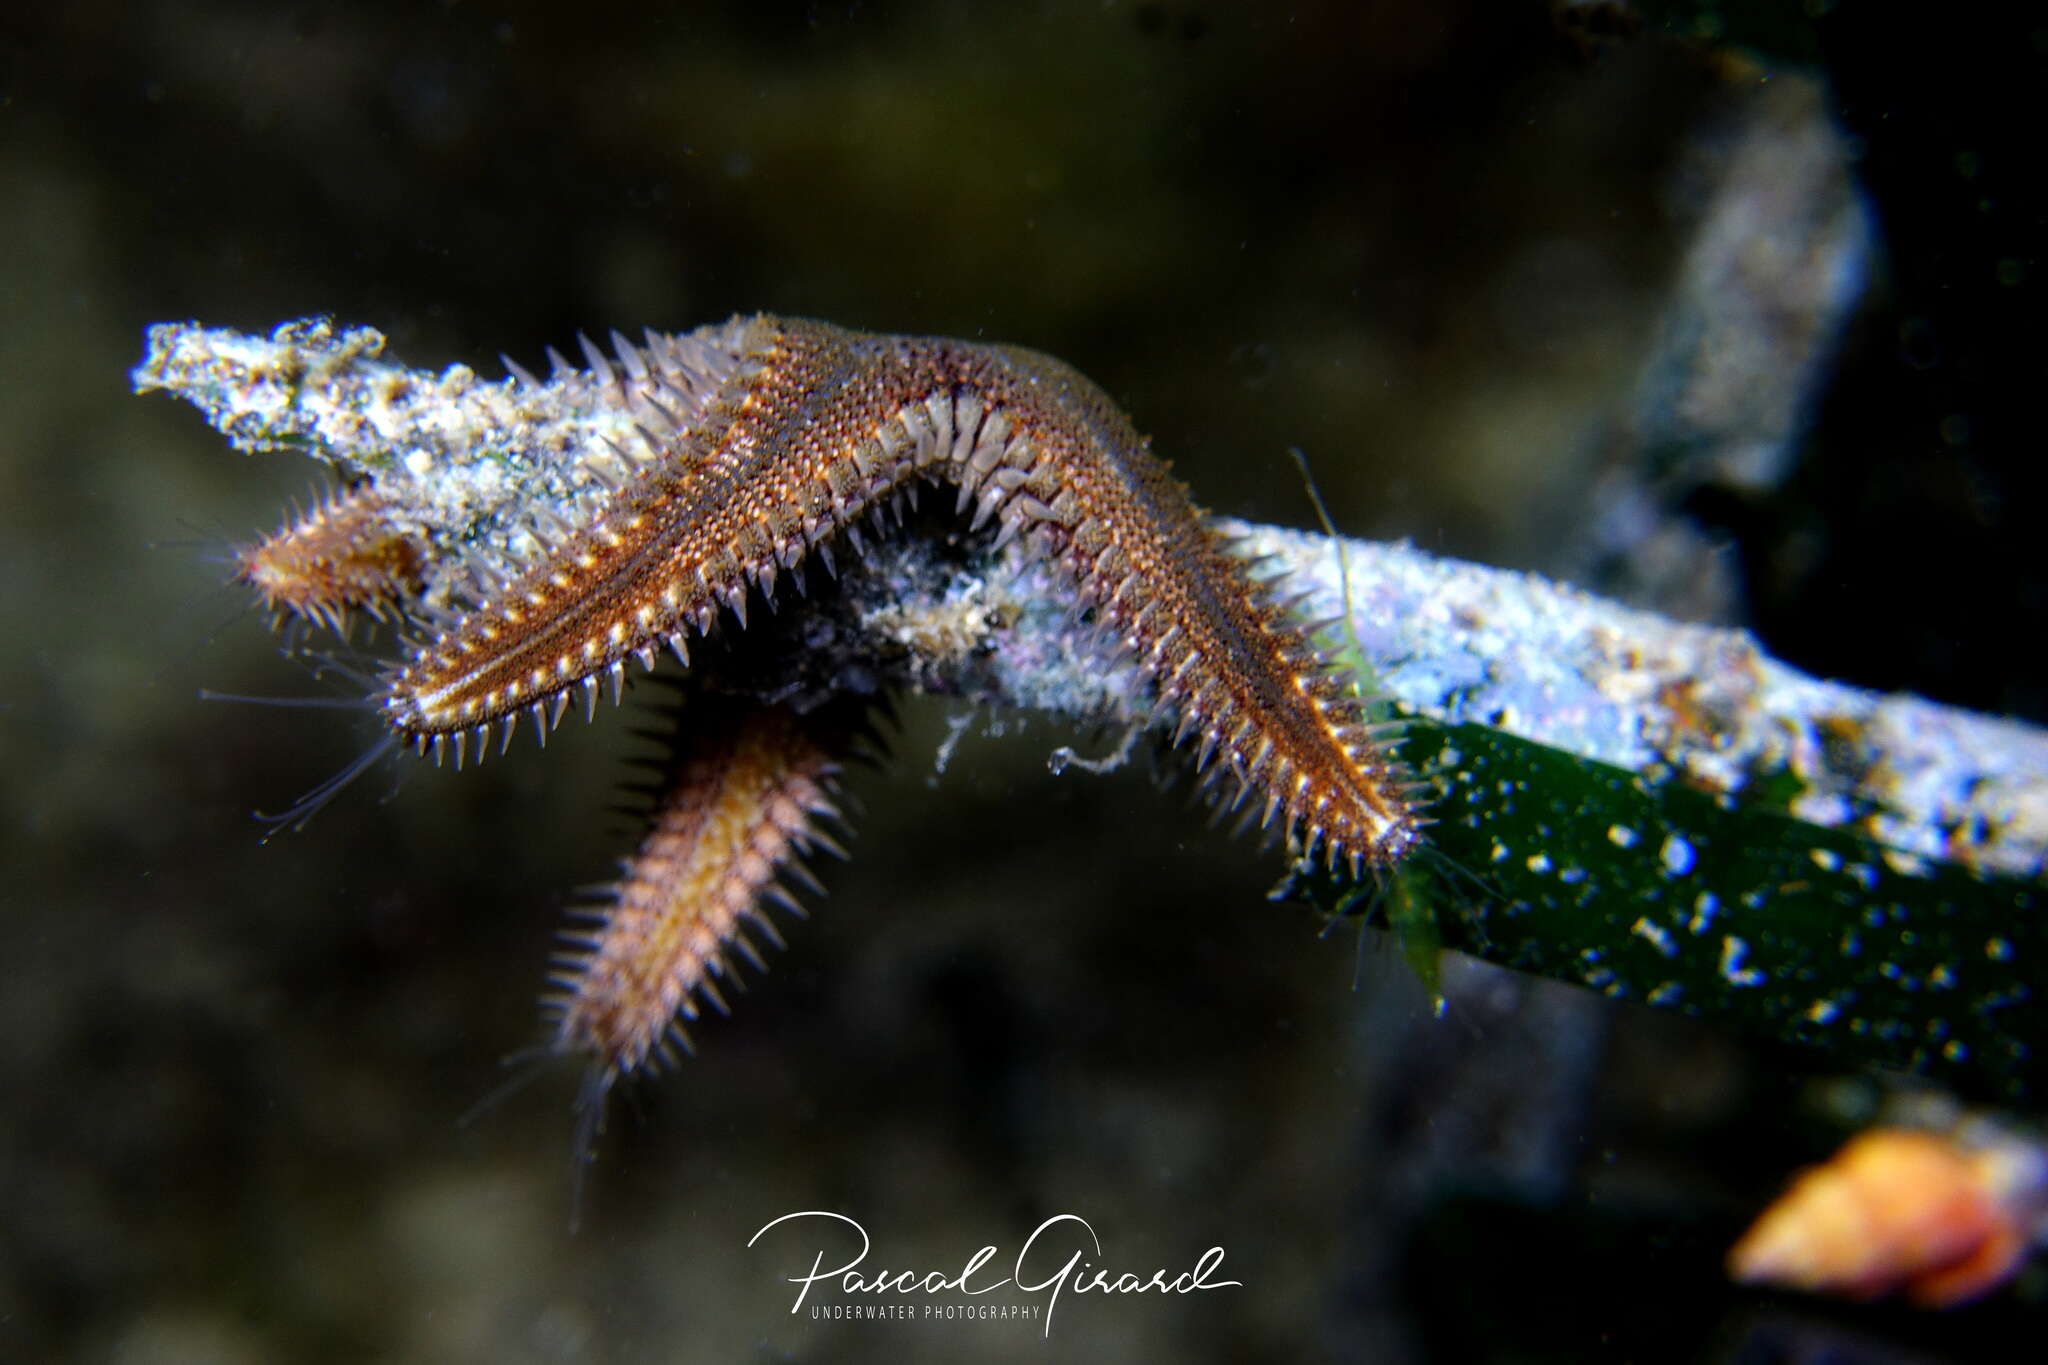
[{"left": 137, "top": 317, "right": 2047, "bottom": 879}]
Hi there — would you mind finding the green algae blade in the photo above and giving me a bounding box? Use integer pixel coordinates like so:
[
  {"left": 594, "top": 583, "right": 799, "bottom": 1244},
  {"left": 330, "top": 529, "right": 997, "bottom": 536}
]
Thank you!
[{"left": 1295, "top": 721, "right": 2043, "bottom": 1103}]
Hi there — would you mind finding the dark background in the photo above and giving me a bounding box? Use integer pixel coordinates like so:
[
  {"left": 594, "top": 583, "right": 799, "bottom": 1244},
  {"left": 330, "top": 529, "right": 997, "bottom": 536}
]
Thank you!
[{"left": 1, "top": 2, "right": 2040, "bottom": 1361}]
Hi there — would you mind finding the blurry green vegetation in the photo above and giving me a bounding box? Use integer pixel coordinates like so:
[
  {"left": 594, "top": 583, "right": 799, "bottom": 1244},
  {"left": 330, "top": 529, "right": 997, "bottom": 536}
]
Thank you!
[{"left": 1637, "top": 0, "right": 1824, "bottom": 65}]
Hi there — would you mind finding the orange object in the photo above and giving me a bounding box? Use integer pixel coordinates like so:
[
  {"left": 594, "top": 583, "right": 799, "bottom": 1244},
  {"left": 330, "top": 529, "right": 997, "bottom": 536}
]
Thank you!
[{"left": 1729, "top": 1128, "right": 2035, "bottom": 1307}]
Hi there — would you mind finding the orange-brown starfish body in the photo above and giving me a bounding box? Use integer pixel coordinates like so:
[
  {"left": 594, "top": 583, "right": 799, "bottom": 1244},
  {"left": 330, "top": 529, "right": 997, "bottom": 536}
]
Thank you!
[
  {"left": 153, "top": 313, "right": 1421, "bottom": 1090},
  {"left": 389, "top": 317, "right": 1417, "bottom": 869}
]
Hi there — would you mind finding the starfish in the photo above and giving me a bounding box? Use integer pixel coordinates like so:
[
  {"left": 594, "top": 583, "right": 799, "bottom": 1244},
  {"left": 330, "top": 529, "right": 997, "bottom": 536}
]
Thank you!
[{"left": 143, "top": 314, "right": 1425, "bottom": 1106}]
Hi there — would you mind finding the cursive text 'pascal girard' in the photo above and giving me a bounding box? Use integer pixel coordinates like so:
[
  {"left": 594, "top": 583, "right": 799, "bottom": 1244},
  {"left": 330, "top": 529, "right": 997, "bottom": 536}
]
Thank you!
[{"left": 746, "top": 1210, "right": 1242, "bottom": 1337}]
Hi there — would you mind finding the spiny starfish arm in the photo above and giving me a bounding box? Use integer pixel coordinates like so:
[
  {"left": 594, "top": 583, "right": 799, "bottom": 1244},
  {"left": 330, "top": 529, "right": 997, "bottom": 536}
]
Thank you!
[
  {"left": 234, "top": 483, "right": 429, "bottom": 633},
  {"left": 544, "top": 695, "right": 854, "bottom": 1084},
  {"left": 382, "top": 316, "right": 1421, "bottom": 870}
]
